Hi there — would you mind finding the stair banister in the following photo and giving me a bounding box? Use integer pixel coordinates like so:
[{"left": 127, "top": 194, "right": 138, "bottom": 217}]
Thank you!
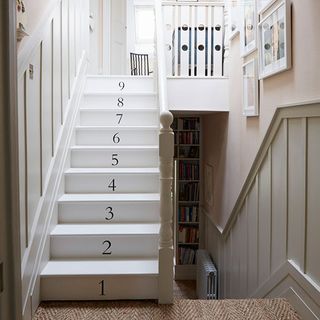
[{"left": 154, "top": 0, "right": 174, "bottom": 304}]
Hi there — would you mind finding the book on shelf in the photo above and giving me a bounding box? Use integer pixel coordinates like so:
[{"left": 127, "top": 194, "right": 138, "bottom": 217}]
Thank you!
[
  {"left": 179, "top": 182, "right": 199, "bottom": 201},
  {"left": 178, "top": 226, "right": 199, "bottom": 243},
  {"left": 177, "top": 118, "right": 200, "bottom": 131},
  {"left": 179, "top": 161, "right": 199, "bottom": 180},
  {"left": 178, "top": 205, "right": 199, "bottom": 222},
  {"left": 178, "top": 131, "right": 200, "bottom": 144},
  {"left": 178, "top": 247, "right": 197, "bottom": 265}
]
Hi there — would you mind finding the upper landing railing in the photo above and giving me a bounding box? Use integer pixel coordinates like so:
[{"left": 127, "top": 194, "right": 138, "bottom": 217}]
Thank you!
[{"left": 162, "top": 1, "right": 225, "bottom": 77}]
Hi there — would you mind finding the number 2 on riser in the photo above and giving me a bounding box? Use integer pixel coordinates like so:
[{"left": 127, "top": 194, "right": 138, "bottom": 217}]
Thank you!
[{"left": 102, "top": 240, "right": 112, "bottom": 255}]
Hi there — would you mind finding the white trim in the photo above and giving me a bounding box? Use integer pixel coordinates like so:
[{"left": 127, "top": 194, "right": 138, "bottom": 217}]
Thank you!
[{"left": 102, "top": 0, "right": 111, "bottom": 74}]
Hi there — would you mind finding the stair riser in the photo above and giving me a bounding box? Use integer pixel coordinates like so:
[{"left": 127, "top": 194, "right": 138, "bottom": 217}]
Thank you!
[
  {"left": 41, "top": 276, "right": 158, "bottom": 300},
  {"left": 71, "top": 149, "right": 158, "bottom": 168},
  {"left": 82, "top": 94, "right": 157, "bottom": 109},
  {"left": 50, "top": 235, "right": 159, "bottom": 258},
  {"left": 76, "top": 129, "right": 158, "bottom": 146},
  {"left": 79, "top": 110, "right": 159, "bottom": 126},
  {"left": 65, "top": 173, "right": 160, "bottom": 193},
  {"left": 58, "top": 201, "right": 160, "bottom": 223},
  {"left": 85, "top": 77, "right": 154, "bottom": 93}
]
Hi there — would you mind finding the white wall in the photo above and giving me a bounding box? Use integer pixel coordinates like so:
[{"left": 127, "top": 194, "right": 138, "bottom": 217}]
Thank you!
[{"left": 17, "top": 0, "right": 89, "bottom": 318}]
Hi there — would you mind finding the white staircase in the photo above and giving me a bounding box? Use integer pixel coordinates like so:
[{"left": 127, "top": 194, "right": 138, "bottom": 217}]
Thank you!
[{"left": 40, "top": 75, "right": 161, "bottom": 300}]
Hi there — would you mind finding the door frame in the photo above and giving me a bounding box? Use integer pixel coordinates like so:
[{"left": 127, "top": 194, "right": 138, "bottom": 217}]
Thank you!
[{"left": 0, "top": 0, "right": 22, "bottom": 319}]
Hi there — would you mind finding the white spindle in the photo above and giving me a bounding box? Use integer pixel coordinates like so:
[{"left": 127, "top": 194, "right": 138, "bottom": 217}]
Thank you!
[
  {"left": 196, "top": 6, "right": 207, "bottom": 77},
  {"left": 180, "top": 6, "right": 190, "bottom": 76},
  {"left": 213, "top": 6, "right": 224, "bottom": 77},
  {"left": 163, "top": 6, "right": 174, "bottom": 76},
  {"left": 155, "top": 0, "right": 174, "bottom": 304}
]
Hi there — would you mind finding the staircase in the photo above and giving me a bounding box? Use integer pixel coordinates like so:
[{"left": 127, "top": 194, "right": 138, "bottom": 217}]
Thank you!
[{"left": 40, "top": 75, "right": 162, "bottom": 300}]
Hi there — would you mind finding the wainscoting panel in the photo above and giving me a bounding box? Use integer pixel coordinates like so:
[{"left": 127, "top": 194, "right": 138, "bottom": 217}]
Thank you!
[
  {"left": 17, "top": 0, "right": 89, "bottom": 318},
  {"left": 204, "top": 104, "right": 320, "bottom": 319}
]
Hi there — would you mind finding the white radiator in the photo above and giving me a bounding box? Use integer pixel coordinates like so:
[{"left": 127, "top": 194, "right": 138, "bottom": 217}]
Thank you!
[{"left": 196, "top": 250, "right": 218, "bottom": 299}]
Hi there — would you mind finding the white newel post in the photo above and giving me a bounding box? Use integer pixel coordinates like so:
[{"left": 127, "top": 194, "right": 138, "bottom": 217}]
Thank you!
[{"left": 159, "top": 111, "right": 174, "bottom": 304}]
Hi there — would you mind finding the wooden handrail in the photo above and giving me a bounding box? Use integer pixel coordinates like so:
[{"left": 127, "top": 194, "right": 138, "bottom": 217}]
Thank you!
[{"left": 154, "top": 0, "right": 174, "bottom": 304}]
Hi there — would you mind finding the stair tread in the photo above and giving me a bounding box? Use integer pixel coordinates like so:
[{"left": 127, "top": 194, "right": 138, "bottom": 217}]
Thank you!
[
  {"left": 59, "top": 193, "right": 160, "bottom": 202},
  {"left": 51, "top": 223, "right": 160, "bottom": 235},
  {"left": 86, "top": 75, "right": 154, "bottom": 79},
  {"left": 83, "top": 92, "right": 157, "bottom": 96},
  {"left": 80, "top": 108, "right": 158, "bottom": 112},
  {"left": 75, "top": 125, "right": 159, "bottom": 130},
  {"left": 70, "top": 145, "right": 158, "bottom": 150},
  {"left": 65, "top": 167, "right": 159, "bottom": 174},
  {"left": 41, "top": 258, "right": 158, "bottom": 276}
]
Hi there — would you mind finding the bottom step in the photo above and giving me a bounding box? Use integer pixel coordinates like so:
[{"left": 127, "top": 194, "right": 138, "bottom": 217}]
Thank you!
[{"left": 41, "top": 259, "right": 159, "bottom": 300}]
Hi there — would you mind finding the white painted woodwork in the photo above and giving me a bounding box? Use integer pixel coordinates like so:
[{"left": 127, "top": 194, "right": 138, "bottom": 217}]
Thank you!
[
  {"left": 203, "top": 104, "right": 320, "bottom": 319},
  {"left": 85, "top": 75, "right": 155, "bottom": 93},
  {"left": 155, "top": 0, "right": 174, "bottom": 304},
  {"left": 70, "top": 145, "right": 159, "bottom": 168},
  {"left": 17, "top": 0, "right": 89, "bottom": 316},
  {"left": 167, "top": 78, "right": 229, "bottom": 112},
  {"left": 79, "top": 109, "right": 159, "bottom": 126},
  {"left": 64, "top": 168, "right": 160, "bottom": 193},
  {"left": 162, "top": 3, "right": 225, "bottom": 77},
  {"left": 58, "top": 193, "right": 160, "bottom": 223},
  {"left": 81, "top": 92, "right": 157, "bottom": 109},
  {"left": 75, "top": 126, "right": 158, "bottom": 146}
]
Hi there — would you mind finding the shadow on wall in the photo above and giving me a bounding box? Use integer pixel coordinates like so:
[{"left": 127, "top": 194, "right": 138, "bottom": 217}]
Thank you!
[{"left": 202, "top": 112, "right": 229, "bottom": 222}]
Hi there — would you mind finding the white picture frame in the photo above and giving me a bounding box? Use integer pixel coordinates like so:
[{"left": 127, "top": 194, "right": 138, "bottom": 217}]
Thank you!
[
  {"left": 258, "top": 0, "right": 291, "bottom": 79},
  {"left": 229, "top": 0, "right": 240, "bottom": 40},
  {"left": 243, "top": 59, "right": 259, "bottom": 117},
  {"left": 240, "top": 0, "right": 257, "bottom": 57}
]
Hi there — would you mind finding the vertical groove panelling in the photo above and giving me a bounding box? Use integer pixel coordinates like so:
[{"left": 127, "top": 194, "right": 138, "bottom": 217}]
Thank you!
[
  {"left": 287, "top": 118, "right": 306, "bottom": 271},
  {"left": 258, "top": 149, "right": 271, "bottom": 286},
  {"left": 226, "top": 233, "right": 232, "bottom": 297},
  {"left": 231, "top": 216, "right": 240, "bottom": 297},
  {"left": 306, "top": 117, "right": 320, "bottom": 287},
  {"left": 61, "top": 0, "right": 69, "bottom": 119},
  {"left": 51, "top": 20, "right": 54, "bottom": 157},
  {"left": 239, "top": 201, "right": 248, "bottom": 298},
  {"left": 271, "top": 121, "right": 287, "bottom": 273},
  {"left": 247, "top": 177, "right": 258, "bottom": 295},
  {"left": 26, "top": 46, "right": 42, "bottom": 244},
  {"left": 39, "top": 42, "right": 43, "bottom": 197},
  {"left": 41, "top": 26, "right": 54, "bottom": 191},
  {"left": 53, "top": 5, "right": 62, "bottom": 152},
  {"left": 68, "top": 0, "right": 75, "bottom": 91},
  {"left": 18, "top": 72, "right": 27, "bottom": 252}
]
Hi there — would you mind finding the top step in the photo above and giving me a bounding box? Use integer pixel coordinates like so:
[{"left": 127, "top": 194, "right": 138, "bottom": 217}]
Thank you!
[{"left": 85, "top": 75, "right": 155, "bottom": 94}]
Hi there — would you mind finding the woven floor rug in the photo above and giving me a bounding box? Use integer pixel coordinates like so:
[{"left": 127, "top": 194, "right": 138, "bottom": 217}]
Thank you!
[{"left": 33, "top": 298, "right": 301, "bottom": 320}]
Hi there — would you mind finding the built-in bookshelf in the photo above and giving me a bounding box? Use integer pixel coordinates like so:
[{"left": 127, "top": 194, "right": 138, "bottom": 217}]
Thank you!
[{"left": 172, "top": 116, "right": 201, "bottom": 279}]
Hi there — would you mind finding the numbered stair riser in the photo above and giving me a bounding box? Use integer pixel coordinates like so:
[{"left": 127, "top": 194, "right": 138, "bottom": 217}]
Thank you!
[
  {"left": 50, "top": 235, "right": 159, "bottom": 259},
  {"left": 79, "top": 109, "right": 159, "bottom": 127},
  {"left": 41, "top": 276, "right": 158, "bottom": 301},
  {"left": 65, "top": 172, "right": 160, "bottom": 194},
  {"left": 58, "top": 201, "right": 160, "bottom": 224},
  {"left": 85, "top": 76, "right": 155, "bottom": 94},
  {"left": 75, "top": 128, "right": 158, "bottom": 146},
  {"left": 71, "top": 148, "right": 159, "bottom": 168},
  {"left": 82, "top": 94, "right": 157, "bottom": 109}
]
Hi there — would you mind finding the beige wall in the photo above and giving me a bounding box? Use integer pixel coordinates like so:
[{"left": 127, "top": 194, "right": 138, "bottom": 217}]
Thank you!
[{"left": 203, "top": 0, "right": 320, "bottom": 229}]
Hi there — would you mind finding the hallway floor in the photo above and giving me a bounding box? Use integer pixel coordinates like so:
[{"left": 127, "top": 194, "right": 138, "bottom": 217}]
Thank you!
[{"left": 33, "top": 281, "right": 301, "bottom": 320}]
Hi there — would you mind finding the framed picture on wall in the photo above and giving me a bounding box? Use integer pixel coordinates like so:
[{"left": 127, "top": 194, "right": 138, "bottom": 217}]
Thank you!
[
  {"left": 258, "top": 0, "right": 291, "bottom": 79},
  {"left": 240, "top": 0, "right": 257, "bottom": 56},
  {"left": 243, "top": 59, "right": 259, "bottom": 117},
  {"left": 229, "top": 0, "right": 240, "bottom": 40}
]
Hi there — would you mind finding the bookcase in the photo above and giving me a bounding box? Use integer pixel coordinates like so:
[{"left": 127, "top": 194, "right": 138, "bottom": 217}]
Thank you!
[{"left": 172, "top": 116, "right": 201, "bottom": 280}]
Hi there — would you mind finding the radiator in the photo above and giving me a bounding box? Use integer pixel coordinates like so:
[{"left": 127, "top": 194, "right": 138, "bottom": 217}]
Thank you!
[{"left": 196, "top": 250, "right": 218, "bottom": 300}]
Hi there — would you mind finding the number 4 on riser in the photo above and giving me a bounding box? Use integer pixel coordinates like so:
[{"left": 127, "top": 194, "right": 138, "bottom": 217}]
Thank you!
[{"left": 108, "top": 179, "right": 116, "bottom": 191}]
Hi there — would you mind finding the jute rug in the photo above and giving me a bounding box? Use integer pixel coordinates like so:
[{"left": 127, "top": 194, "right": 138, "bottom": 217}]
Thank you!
[{"left": 33, "top": 298, "right": 301, "bottom": 320}]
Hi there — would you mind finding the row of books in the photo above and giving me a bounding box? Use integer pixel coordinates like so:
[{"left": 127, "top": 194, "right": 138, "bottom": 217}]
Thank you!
[
  {"left": 175, "top": 118, "right": 200, "bottom": 130},
  {"left": 178, "top": 247, "right": 197, "bottom": 265},
  {"left": 178, "top": 206, "right": 199, "bottom": 222},
  {"left": 179, "top": 162, "right": 199, "bottom": 180},
  {"left": 179, "top": 182, "right": 199, "bottom": 201},
  {"left": 178, "top": 226, "right": 199, "bottom": 243},
  {"left": 178, "top": 132, "right": 200, "bottom": 144},
  {"left": 179, "top": 146, "right": 199, "bottom": 158}
]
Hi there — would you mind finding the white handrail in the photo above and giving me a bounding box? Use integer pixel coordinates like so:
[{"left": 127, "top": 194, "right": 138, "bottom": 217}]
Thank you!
[{"left": 154, "top": 0, "right": 174, "bottom": 304}]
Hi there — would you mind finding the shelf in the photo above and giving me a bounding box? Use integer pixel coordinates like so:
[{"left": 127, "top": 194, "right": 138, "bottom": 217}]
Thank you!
[
  {"left": 178, "top": 201, "right": 199, "bottom": 203},
  {"left": 178, "top": 222, "right": 199, "bottom": 225},
  {"left": 178, "top": 158, "right": 200, "bottom": 160},
  {"left": 179, "top": 180, "right": 200, "bottom": 182},
  {"left": 178, "top": 242, "right": 199, "bottom": 245},
  {"left": 179, "top": 144, "right": 200, "bottom": 146}
]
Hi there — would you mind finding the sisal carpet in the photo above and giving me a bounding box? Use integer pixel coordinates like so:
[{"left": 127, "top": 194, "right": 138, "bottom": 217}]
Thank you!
[{"left": 33, "top": 298, "right": 301, "bottom": 320}]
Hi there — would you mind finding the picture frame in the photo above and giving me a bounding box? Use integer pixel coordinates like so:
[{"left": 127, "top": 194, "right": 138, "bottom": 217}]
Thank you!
[
  {"left": 229, "top": 0, "right": 240, "bottom": 40},
  {"left": 243, "top": 59, "right": 259, "bottom": 117},
  {"left": 240, "top": 0, "right": 257, "bottom": 57},
  {"left": 258, "top": 0, "right": 291, "bottom": 79}
]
